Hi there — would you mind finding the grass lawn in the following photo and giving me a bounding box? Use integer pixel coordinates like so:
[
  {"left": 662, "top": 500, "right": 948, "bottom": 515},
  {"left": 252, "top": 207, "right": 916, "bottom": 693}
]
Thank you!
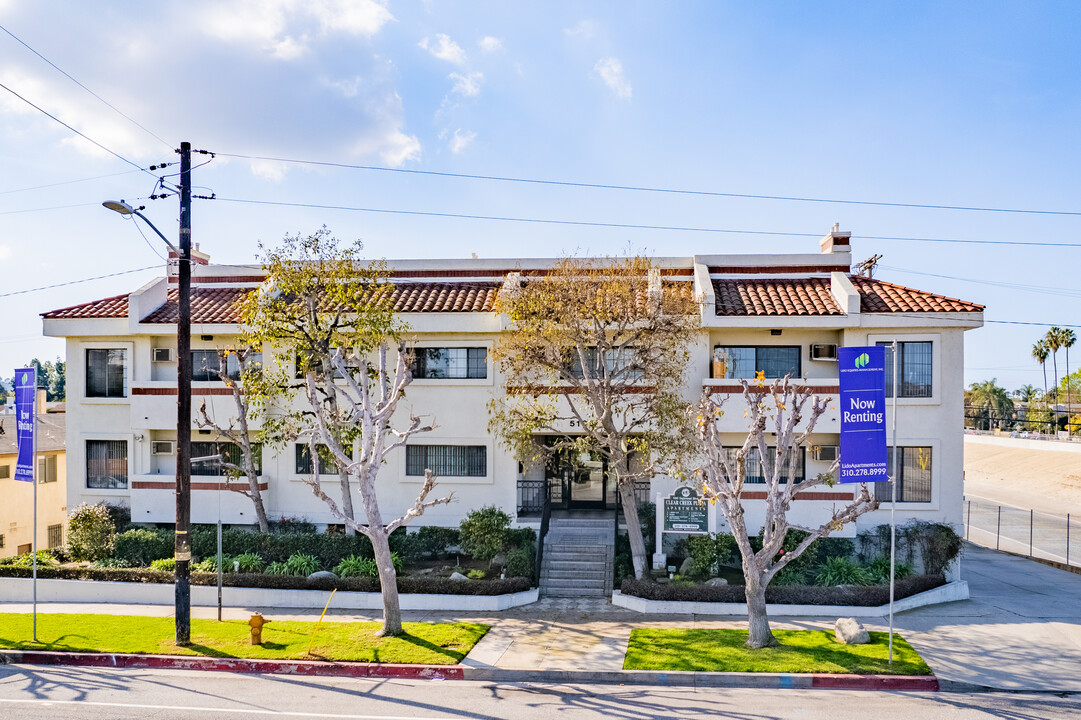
[
  {"left": 0, "top": 613, "right": 487, "bottom": 665},
  {"left": 624, "top": 629, "right": 932, "bottom": 676}
]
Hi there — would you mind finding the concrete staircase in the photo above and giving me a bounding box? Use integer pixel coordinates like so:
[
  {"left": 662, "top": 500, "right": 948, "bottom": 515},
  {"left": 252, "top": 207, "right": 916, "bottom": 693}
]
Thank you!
[{"left": 539, "top": 516, "right": 615, "bottom": 597}]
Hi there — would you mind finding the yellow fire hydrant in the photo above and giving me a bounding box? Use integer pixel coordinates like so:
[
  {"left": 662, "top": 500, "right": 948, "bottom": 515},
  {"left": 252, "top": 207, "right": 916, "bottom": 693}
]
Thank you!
[{"left": 249, "top": 613, "right": 270, "bottom": 646}]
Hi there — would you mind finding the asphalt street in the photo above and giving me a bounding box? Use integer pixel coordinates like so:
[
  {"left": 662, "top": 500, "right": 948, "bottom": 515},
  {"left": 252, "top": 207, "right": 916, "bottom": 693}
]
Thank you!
[{"left": 0, "top": 666, "right": 1078, "bottom": 720}]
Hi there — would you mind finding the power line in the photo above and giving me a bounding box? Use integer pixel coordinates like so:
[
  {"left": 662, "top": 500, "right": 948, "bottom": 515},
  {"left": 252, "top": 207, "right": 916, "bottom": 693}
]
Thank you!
[
  {"left": 0, "top": 80, "right": 155, "bottom": 177},
  {"left": 215, "top": 151, "right": 1081, "bottom": 218},
  {"left": 0, "top": 169, "right": 141, "bottom": 197},
  {"left": 215, "top": 196, "right": 1081, "bottom": 248},
  {"left": 0, "top": 202, "right": 99, "bottom": 215},
  {"left": 0, "top": 265, "right": 159, "bottom": 299},
  {"left": 0, "top": 23, "right": 172, "bottom": 150},
  {"left": 881, "top": 265, "right": 1081, "bottom": 299}
]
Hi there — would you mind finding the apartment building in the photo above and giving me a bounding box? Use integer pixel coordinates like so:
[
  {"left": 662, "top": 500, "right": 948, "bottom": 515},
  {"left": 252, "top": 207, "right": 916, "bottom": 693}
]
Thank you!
[{"left": 41, "top": 228, "right": 983, "bottom": 537}]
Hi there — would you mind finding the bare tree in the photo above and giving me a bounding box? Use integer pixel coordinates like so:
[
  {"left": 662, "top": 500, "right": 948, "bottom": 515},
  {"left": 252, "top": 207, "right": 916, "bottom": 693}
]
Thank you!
[
  {"left": 690, "top": 377, "right": 879, "bottom": 648},
  {"left": 303, "top": 346, "right": 453, "bottom": 636},
  {"left": 194, "top": 347, "right": 269, "bottom": 532},
  {"left": 491, "top": 256, "right": 700, "bottom": 579}
]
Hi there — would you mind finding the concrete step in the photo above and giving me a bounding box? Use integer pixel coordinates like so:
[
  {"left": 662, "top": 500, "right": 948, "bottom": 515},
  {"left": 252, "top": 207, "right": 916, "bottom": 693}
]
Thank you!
[
  {"left": 549, "top": 519, "right": 616, "bottom": 528},
  {"left": 544, "top": 550, "right": 608, "bottom": 562},
  {"left": 544, "top": 540, "right": 611, "bottom": 550},
  {"left": 543, "top": 577, "right": 609, "bottom": 589},
  {"left": 541, "top": 569, "right": 608, "bottom": 582},
  {"left": 544, "top": 557, "right": 606, "bottom": 569},
  {"left": 543, "top": 586, "right": 609, "bottom": 597}
]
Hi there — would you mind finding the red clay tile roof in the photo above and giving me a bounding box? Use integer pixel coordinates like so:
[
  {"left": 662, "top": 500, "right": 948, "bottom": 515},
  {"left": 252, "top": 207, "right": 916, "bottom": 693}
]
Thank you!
[
  {"left": 139, "top": 282, "right": 501, "bottom": 323},
  {"left": 714, "top": 279, "right": 842, "bottom": 316},
  {"left": 41, "top": 293, "right": 130, "bottom": 319},
  {"left": 713, "top": 276, "right": 983, "bottom": 316},
  {"left": 850, "top": 276, "right": 984, "bottom": 313}
]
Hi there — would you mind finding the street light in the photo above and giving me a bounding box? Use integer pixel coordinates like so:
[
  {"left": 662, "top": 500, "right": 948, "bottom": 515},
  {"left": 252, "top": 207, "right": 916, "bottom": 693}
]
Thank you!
[{"left": 101, "top": 142, "right": 194, "bottom": 645}]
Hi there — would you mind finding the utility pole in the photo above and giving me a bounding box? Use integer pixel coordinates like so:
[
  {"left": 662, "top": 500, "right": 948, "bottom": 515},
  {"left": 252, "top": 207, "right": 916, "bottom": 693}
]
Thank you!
[{"left": 175, "top": 141, "right": 193, "bottom": 646}]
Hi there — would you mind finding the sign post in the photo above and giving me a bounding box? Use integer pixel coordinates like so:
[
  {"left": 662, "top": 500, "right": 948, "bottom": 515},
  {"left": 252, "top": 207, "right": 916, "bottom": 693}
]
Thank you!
[
  {"left": 14, "top": 367, "right": 38, "bottom": 641},
  {"left": 837, "top": 346, "right": 894, "bottom": 661}
]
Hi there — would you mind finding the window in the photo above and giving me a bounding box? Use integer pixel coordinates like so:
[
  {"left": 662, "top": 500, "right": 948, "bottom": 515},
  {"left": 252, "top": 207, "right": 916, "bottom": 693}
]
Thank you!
[
  {"left": 47, "top": 524, "right": 63, "bottom": 549},
  {"left": 406, "top": 445, "right": 486, "bottom": 477},
  {"left": 724, "top": 446, "right": 805, "bottom": 484},
  {"left": 37, "top": 454, "right": 58, "bottom": 483},
  {"left": 565, "top": 347, "right": 642, "bottom": 381},
  {"left": 874, "top": 447, "right": 932, "bottom": 503},
  {"left": 295, "top": 444, "right": 340, "bottom": 475},
  {"left": 192, "top": 350, "right": 262, "bottom": 382},
  {"left": 412, "top": 347, "right": 487, "bottom": 379},
  {"left": 715, "top": 346, "right": 800, "bottom": 379},
  {"left": 0, "top": 465, "right": 9, "bottom": 480},
  {"left": 878, "top": 341, "right": 932, "bottom": 398},
  {"left": 191, "top": 441, "right": 262, "bottom": 476},
  {"left": 295, "top": 348, "right": 356, "bottom": 379},
  {"left": 86, "top": 440, "right": 127, "bottom": 489},
  {"left": 86, "top": 349, "right": 126, "bottom": 398},
  {"left": 0, "top": 534, "right": 5, "bottom": 549}
]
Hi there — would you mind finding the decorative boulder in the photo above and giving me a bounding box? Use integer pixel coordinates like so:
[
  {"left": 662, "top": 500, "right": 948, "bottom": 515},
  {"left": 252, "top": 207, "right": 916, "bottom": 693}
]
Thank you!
[
  {"left": 834, "top": 617, "right": 870, "bottom": 645},
  {"left": 307, "top": 571, "right": 337, "bottom": 581},
  {"left": 678, "top": 557, "right": 696, "bottom": 576},
  {"left": 705, "top": 577, "right": 728, "bottom": 587},
  {"left": 490, "top": 553, "right": 507, "bottom": 568},
  {"left": 450, "top": 571, "right": 470, "bottom": 581}
]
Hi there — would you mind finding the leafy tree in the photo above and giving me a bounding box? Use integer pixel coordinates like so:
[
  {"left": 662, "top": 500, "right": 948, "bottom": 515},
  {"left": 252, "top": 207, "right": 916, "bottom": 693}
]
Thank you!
[
  {"left": 689, "top": 377, "right": 879, "bottom": 648},
  {"left": 242, "top": 228, "right": 452, "bottom": 636},
  {"left": 1032, "top": 340, "right": 1050, "bottom": 398},
  {"left": 1060, "top": 329, "right": 1076, "bottom": 433},
  {"left": 490, "top": 256, "right": 701, "bottom": 579},
  {"left": 26, "top": 357, "right": 65, "bottom": 401},
  {"left": 1014, "top": 384, "right": 1039, "bottom": 403}
]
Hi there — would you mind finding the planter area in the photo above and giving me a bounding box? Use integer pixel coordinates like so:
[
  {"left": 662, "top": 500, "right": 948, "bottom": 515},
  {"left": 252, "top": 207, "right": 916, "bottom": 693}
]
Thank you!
[
  {"left": 612, "top": 579, "right": 969, "bottom": 616},
  {"left": 0, "top": 575, "right": 539, "bottom": 611}
]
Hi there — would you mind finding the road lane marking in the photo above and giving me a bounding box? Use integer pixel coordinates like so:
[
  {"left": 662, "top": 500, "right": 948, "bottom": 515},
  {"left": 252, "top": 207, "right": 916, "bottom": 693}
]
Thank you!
[{"left": 0, "top": 698, "right": 458, "bottom": 719}]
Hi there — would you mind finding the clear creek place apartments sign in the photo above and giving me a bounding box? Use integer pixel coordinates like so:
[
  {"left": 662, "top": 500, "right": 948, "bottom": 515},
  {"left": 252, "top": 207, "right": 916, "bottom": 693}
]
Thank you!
[{"left": 663, "top": 487, "right": 708, "bottom": 533}]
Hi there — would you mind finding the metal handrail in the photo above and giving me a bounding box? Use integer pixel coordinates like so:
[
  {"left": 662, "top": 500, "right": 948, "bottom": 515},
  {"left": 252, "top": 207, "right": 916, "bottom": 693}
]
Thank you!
[{"left": 535, "top": 478, "right": 552, "bottom": 587}]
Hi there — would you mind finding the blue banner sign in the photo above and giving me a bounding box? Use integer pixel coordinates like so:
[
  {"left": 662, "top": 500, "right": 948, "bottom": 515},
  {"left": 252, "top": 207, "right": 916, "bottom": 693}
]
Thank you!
[
  {"left": 14, "top": 367, "right": 36, "bottom": 483},
  {"left": 837, "top": 346, "right": 888, "bottom": 484}
]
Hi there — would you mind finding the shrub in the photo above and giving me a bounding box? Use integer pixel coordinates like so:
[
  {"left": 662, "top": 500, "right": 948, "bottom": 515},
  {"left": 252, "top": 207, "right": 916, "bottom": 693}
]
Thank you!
[
  {"left": 66, "top": 503, "right": 117, "bottom": 562},
  {"left": 90, "top": 558, "right": 132, "bottom": 569},
  {"left": 113, "top": 528, "right": 173, "bottom": 566},
  {"left": 104, "top": 504, "right": 132, "bottom": 533},
  {"left": 335, "top": 555, "right": 377, "bottom": 578},
  {"left": 234, "top": 553, "right": 265, "bottom": 573},
  {"left": 390, "top": 551, "right": 404, "bottom": 574},
  {"left": 620, "top": 574, "right": 946, "bottom": 606},
  {"left": 905, "top": 520, "right": 963, "bottom": 575},
  {"left": 282, "top": 552, "right": 321, "bottom": 576},
  {"left": 194, "top": 555, "right": 235, "bottom": 573},
  {"left": 613, "top": 553, "right": 634, "bottom": 584},
  {"left": 269, "top": 516, "right": 317, "bottom": 534},
  {"left": 503, "top": 527, "right": 537, "bottom": 551},
  {"left": 467, "top": 569, "right": 486, "bottom": 580},
  {"left": 416, "top": 526, "right": 460, "bottom": 559},
  {"left": 686, "top": 533, "right": 738, "bottom": 579},
  {"left": 150, "top": 558, "right": 176, "bottom": 572},
  {"left": 265, "top": 561, "right": 289, "bottom": 576},
  {"left": 7, "top": 550, "right": 58, "bottom": 568},
  {"left": 391, "top": 529, "right": 425, "bottom": 561},
  {"left": 504, "top": 545, "right": 535, "bottom": 580},
  {"left": 189, "top": 526, "right": 372, "bottom": 569},
  {"left": 459, "top": 506, "right": 510, "bottom": 562},
  {"left": 815, "top": 556, "right": 873, "bottom": 586},
  {"left": 866, "top": 556, "right": 914, "bottom": 583}
]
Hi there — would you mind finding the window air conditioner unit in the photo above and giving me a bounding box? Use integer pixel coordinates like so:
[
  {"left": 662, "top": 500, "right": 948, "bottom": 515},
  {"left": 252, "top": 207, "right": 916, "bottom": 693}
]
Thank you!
[
  {"left": 152, "top": 347, "right": 175, "bottom": 363},
  {"left": 811, "top": 445, "right": 839, "bottom": 462},
  {"left": 810, "top": 344, "right": 839, "bottom": 361},
  {"left": 151, "top": 441, "right": 175, "bottom": 456}
]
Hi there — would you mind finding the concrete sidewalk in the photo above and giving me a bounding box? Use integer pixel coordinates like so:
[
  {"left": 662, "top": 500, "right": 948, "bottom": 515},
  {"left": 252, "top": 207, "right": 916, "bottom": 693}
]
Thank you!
[{"left": 3, "top": 543, "right": 1079, "bottom": 691}]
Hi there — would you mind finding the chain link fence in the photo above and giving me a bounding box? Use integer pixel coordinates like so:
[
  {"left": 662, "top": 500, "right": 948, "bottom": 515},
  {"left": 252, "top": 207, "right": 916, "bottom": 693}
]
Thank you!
[{"left": 965, "top": 497, "right": 1080, "bottom": 568}]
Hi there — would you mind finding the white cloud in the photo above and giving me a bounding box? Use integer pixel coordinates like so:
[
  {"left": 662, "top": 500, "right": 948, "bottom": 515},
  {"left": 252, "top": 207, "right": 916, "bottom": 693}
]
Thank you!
[
  {"left": 250, "top": 159, "right": 289, "bottom": 181},
  {"left": 593, "top": 57, "right": 632, "bottom": 98},
  {"left": 449, "top": 71, "right": 483, "bottom": 97},
  {"left": 0, "top": 244, "right": 11, "bottom": 262},
  {"left": 418, "top": 33, "right": 466, "bottom": 64},
  {"left": 564, "top": 20, "right": 596, "bottom": 39},
  {"left": 204, "top": 0, "right": 393, "bottom": 59},
  {"left": 478, "top": 36, "right": 503, "bottom": 53},
  {"left": 378, "top": 130, "right": 422, "bottom": 166},
  {"left": 448, "top": 129, "right": 476, "bottom": 154}
]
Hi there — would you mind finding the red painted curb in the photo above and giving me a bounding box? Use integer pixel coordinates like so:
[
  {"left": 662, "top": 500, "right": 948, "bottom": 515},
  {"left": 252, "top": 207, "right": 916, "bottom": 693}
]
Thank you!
[
  {"left": 2, "top": 650, "right": 463, "bottom": 680},
  {"left": 811, "top": 674, "right": 939, "bottom": 691}
]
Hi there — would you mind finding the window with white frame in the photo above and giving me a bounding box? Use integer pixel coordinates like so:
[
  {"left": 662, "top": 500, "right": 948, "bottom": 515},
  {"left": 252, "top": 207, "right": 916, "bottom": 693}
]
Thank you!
[
  {"left": 191, "top": 441, "right": 262, "bottom": 476},
  {"left": 86, "top": 440, "right": 127, "bottom": 489},
  {"left": 412, "top": 347, "right": 487, "bottom": 379},
  {"left": 878, "top": 341, "right": 933, "bottom": 398},
  {"left": 295, "top": 444, "right": 340, "bottom": 475},
  {"left": 564, "top": 347, "right": 642, "bottom": 381},
  {"left": 715, "top": 346, "right": 801, "bottom": 379},
  {"left": 723, "top": 446, "right": 805, "bottom": 484},
  {"left": 86, "top": 349, "right": 126, "bottom": 398},
  {"left": 37, "top": 454, "right": 58, "bottom": 483},
  {"left": 406, "top": 445, "right": 486, "bottom": 477},
  {"left": 192, "top": 350, "right": 263, "bottom": 382}
]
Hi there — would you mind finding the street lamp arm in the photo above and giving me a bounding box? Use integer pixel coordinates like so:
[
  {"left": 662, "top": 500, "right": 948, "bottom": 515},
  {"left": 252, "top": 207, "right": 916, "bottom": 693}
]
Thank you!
[{"left": 102, "top": 200, "right": 181, "bottom": 255}]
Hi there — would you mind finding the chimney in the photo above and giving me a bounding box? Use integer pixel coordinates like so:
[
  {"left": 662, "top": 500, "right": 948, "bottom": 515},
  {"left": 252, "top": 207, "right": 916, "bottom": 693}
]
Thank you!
[
  {"left": 820, "top": 222, "right": 852, "bottom": 254},
  {"left": 36, "top": 387, "right": 47, "bottom": 411}
]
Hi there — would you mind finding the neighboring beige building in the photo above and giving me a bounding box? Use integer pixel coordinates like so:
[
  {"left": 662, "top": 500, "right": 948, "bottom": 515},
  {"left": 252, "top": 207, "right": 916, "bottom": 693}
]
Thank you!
[
  {"left": 41, "top": 229, "right": 983, "bottom": 541},
  {"left": 0, "top": 400, "right": 67, "bottom": 558}
]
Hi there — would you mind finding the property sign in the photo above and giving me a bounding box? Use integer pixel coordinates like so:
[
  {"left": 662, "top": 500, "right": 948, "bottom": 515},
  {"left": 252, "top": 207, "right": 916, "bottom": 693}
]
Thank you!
[
  {"left": 663, "top": 487, "right": 708, "bottom": 533},
  {"left": 837, "top": 346, "right": 889, "bottom": 484},
  {"left": 14, "top": 367, "right": 36, "bottom": 483}
]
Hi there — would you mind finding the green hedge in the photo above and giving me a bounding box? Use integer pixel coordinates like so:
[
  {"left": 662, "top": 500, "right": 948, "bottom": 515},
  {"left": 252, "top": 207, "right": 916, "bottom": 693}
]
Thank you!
[
  {"left": 620, "top": 574, "right": 945, "bottom": 606},
  {"left": 0, "top": 565, "right": 531, "bottom": 595}
]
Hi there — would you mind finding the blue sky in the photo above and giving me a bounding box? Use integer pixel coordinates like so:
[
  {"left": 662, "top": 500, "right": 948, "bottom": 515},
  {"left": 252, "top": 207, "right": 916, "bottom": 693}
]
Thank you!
[{"left": 1, "top": 1, "right": 1079, "bottom": 392}]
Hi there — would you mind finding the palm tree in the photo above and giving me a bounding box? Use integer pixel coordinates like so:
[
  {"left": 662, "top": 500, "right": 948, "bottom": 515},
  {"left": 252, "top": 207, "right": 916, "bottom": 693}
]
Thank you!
[
  {"left": 968, "top": 379, "right": 1013, "bottom": 431},
  {"left": 1015, "top": 384, "right": 1039, "bottom": 403},
  {"left": 1032, "top": 339, "right": 1050, "bottom": 397},
  {"left": 1062, "top": 328, "right": 1077, "bottom": 434}
]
